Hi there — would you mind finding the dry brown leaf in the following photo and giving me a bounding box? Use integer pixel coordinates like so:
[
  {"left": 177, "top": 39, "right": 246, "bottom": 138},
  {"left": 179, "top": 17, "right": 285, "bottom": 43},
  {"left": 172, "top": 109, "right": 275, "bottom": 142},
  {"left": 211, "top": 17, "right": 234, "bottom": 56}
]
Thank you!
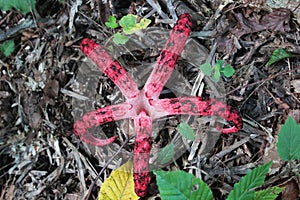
[{"left": 291, "top": 80, "right": 300, "bottom": 93}]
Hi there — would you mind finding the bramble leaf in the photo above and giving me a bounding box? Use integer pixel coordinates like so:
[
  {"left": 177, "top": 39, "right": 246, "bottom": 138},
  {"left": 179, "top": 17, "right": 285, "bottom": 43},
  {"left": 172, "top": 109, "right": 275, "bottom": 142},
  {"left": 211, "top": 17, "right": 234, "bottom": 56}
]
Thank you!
[
  {"left": 221, "top": 64, "right": 235, "bottom": 78},
  {"left": 157, "top": 143, "right": 174, "bottom": 165},
  {"left": 178, "top": 122, "right": 195, "bottom": 140},
  {"left": 98, "top": 161, "right": 139, "bottom": 200},
  {"left": 227, "top": 161, "right": 272, "bottom": 200},
  {"left": 105, "top": 16, "right": 118, "bottom": 29},
  {"left": 276, "top": 116, "right": 300, "bottom": 161},
  {"left": 154, "top": 170, "right": 213, "bottom": 200},
  {"left": 0, "top": 0, "right": 35, "bottom": 14},
  {"left": 0, "top": 40, "right": 15, "bottom": 57},
  {"left": 200, "top": 63, "right": 212, "bottom": 76},
  {"left": 266, "top": 48, "right": 292, "bottom": 67},
  {"left": 113, "top": 32, "right": 129, "bottom": 45},
  {"left": 254, "top": 186, "right": 284, "bottom": 200}
]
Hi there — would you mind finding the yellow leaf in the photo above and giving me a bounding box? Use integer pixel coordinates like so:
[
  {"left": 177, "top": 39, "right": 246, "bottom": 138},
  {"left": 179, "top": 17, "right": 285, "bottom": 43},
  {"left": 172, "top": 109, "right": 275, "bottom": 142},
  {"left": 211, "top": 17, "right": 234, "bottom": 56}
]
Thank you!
[{"left": 98, "top": 161, "right": 140, "bottom": 200}]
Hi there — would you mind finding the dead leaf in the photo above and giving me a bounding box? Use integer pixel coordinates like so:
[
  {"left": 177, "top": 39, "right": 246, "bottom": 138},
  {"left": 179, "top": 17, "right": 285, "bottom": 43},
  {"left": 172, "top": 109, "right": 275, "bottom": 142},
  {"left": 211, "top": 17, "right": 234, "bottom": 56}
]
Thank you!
[
  {"left": 217, "top": 8, "right": 291, "bottom": 54},
  {"left": 291, "top": 80, "right": 300, "bottom": 93},
  {"left": 98, "top": 161, "right": 139, "bottom": 200},
  {"left": 44, "top": 79, "right": 59, "bottom": 98},
  {"left": 281, "top": 178, "right": 300, "bottom": 200}
]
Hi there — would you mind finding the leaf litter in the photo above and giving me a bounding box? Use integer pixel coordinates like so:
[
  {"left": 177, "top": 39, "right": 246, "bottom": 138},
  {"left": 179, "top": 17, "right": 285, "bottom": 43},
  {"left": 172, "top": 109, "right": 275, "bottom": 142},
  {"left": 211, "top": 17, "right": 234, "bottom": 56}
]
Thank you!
[{"left": 0, "top": 0, "right": 300, "bottom": 199}]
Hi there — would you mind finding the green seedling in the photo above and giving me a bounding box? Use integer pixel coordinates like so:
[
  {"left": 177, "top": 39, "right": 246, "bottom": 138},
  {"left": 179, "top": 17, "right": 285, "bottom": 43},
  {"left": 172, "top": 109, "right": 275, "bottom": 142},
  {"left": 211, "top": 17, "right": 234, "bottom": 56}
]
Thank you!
[
  {"left": 104, "top": 14, "right": 151, "bottom": 45},
  {"left": 200, "top": 60, "right": 235, "bottom": 82}
]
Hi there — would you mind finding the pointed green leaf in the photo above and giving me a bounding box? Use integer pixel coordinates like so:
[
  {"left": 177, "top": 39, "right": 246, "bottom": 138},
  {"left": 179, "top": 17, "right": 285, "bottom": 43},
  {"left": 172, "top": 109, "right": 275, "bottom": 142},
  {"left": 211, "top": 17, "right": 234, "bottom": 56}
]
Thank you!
[
  {"left": 200, "top": 63, "right": 212, "bottom": 76},
  {"left": 266, "top": 48, "right": 292, "bottom": 67},
  {"left": 178, "top": 122, "right": 195, "bottom": 140},
  {"left": 105, "top": 16, "right": 118, "bottom": 29},
  {"left": 113, "top": 32, "right": 129, "bottom": 45},
  {"left": 157, "top": 143, "right": 174, "bottom": 165},
  {"left": 254, "top": 186, "right": 284, "bottom": 200},
  {"left": 221, "top": 64, "right": 235, "bottom": 78},
  {"left": 227, "top": 161, "right": 272, "bottom": 200},
  {"left": 154, "top": 170, "right": 213, "bottom": 200},
  {"left": 0, "top": 40, "right": 15, "bottom": 57},
  {"left": 276, "top": 116, "right": 300, "bottom": 161}
]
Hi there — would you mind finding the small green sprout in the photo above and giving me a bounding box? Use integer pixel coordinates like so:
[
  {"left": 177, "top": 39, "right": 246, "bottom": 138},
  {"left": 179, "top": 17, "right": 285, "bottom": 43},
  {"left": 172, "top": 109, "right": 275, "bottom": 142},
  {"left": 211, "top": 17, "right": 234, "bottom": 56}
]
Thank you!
[{"left": 200, "top": 60, "right": 235, "bottom": 82}]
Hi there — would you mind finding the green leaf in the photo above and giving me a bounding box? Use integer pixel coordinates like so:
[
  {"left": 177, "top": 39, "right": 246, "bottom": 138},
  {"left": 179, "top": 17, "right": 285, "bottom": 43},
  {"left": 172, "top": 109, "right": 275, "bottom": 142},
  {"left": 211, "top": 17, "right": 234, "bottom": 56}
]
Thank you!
[
  {"left": 266, "top": 48, "right": 292, "bottom": 67},
  {"left": 215, "top": 60, "right": 224, "bottom": 69},
  {"left": 105, "top": 16, "right": 118, "bottom": 29},
  {"left": 221, "top": 64, "right": 235, "bottom": 78},
  {"left": 254, "top": 187, "right": 284, "bottom": 200},
  {"left": 212, "top": 68, "right": 221, "bottom": 82},
  {"left": 154, "top": 170, "right": 213, "bottom": 200},
  {"left": 119, "top": 14, "right": 151, "bottom": 34},
  {"left": 227, "top": 161, "right": 272, "bottom": 200},
  {"left": 157, "top": 143, "right": 174, "bottom": 165},
  {"left": 136, "top": 18, "right": 151, "bottom": 30},
  {"left": 178, "top": 122, "right": 195, "bottom": 140},
  {"left": 0, "top": 40, "right": 15, "bottom": 57},
  {"left": 199, "top": 63, "right": 212, "bottom": 76},
  {"left": 276, "top": 116, "right": 300, "bottom": 161},
  {"left": 0, "top": 0, "right": 36, "bottom": 14},
  {"left": 119, "top": 14, "right": 137, "bottom": 34},
  {"left": 113, "top": 32, "right": 129, "bottom": 45}
]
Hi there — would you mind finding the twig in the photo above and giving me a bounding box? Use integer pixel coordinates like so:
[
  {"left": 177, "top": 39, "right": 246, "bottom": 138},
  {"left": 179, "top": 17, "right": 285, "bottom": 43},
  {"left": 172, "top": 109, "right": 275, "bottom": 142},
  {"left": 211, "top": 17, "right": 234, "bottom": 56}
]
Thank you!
[
  {"left": 225, "top": 65, "right": 300, "bottom": 98},
  {"left": 85, "top": 135, "right": 129, "bottom": 200}
]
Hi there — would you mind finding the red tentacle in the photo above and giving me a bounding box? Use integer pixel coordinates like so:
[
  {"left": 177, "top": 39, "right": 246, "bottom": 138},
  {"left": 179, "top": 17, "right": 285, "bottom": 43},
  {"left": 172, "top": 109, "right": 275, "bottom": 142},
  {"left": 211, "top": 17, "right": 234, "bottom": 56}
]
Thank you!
[
  {"left": 151, "top": 97, "right": 242, "bottom": 133},
  {"left": 133, "top": 111, "right": 152, "bottom": 197},
  {"left": 80, "top": 38, "right": 139, "bottom": 99},
  {"left": 74, "top": 102, "right": 132, "bottom": 146},
  {"left": 144, "top": 13, "right": 192, "bottom": 99}
]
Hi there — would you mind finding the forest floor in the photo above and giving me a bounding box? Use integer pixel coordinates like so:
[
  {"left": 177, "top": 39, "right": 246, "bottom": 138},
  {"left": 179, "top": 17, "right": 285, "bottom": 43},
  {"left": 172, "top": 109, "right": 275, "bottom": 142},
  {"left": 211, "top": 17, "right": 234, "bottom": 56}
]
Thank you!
[{"left": 0, "top": 0, "right": 300, "bottom": 199}]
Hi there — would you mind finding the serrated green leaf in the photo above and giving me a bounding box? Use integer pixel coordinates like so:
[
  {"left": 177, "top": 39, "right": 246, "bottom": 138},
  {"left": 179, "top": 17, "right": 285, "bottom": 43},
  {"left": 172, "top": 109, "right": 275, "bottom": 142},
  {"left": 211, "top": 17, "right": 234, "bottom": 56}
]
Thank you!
[
  {"left": 276, "top": 116, "right": 300, "bottom": 161},
  {"left": 154, "top": 170, "right": 213, "bottom": 200},
  {"left": 266, "top": 48, "right": 292, "bottom": 67},
  {"left": 227, "top": 161, "right": 272, "bottom": 200},
  {"left": 178, "top": 123, "right": 195, "bottom": 140},
  {"left": 105, "top": 16, "right": 118, "bottom": 29},
  {"left": 221, "top": 64, "right": 235, "bottom": 78},
  {"left": 157, "top": 143, "right": 174, "bottom": 165},
  {"left": 0, "top": 40, "right": 15, "bottom": 57},
  {"left": 254, "top": 186, "right": 284, "bottom": 200},
  {"left": 200, "top": 63, "right": 212, "bottom": 76},
  {"left": 113, "top": 32, "right": 129, "bottom": 45},
  {"left": 0, "top": 0, "right": 35, "bottom": 14}
]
